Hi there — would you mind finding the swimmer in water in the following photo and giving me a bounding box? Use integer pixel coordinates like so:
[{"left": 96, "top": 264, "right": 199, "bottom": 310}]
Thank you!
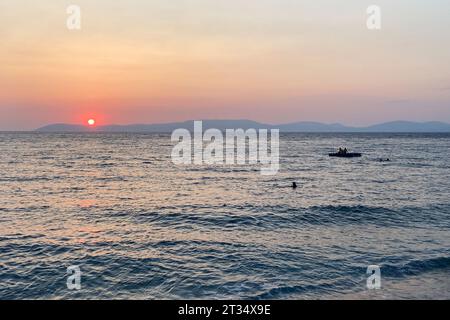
[{"left": 292, "top": 182, "right": 298, "bottom": 189}]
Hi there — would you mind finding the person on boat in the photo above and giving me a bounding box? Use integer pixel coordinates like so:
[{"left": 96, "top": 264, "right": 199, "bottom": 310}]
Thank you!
[{"left": 343, "top": 148, "right": 348, "bottom": 154}]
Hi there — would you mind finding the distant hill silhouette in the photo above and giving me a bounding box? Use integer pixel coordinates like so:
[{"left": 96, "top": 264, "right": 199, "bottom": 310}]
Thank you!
[{"left": 36, "top": 120, "right": 450, "bottom": 133}]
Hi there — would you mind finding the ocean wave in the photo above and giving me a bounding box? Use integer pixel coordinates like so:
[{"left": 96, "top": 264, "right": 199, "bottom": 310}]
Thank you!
[
  {"left": 381, "top": 256, "right": 450, "bottom": 278},
  {"left": 250, "top": 280, "right": 355, "bottom": 300},
  {"left": 124, "top": 203, "right": 450, "bottom": 229}
]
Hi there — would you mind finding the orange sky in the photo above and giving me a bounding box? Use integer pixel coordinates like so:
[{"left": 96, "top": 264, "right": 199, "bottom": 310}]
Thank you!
[{"left": 1, "top": 0, "right": 450, "bottom": 130}]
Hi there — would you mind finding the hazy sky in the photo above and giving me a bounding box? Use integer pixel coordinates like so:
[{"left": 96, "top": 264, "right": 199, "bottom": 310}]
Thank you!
[{"left": 1, "top": 0, "right": 449, "bottom": 130}]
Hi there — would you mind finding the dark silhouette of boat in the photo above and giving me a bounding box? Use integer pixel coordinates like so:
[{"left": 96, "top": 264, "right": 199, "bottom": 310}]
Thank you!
[{"left": 329, "top": 152, "right": 362, "bottom": 158}]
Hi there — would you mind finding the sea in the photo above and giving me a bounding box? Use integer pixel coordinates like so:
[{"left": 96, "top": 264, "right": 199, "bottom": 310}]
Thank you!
[{"left": 0, "top": 132, "right": 449, "bottom": 299}]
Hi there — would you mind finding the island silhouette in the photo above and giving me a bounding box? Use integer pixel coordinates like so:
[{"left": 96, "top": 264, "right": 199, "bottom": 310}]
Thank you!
[{"left": 35, "top": 120, "right": 450, "bottom": 133}]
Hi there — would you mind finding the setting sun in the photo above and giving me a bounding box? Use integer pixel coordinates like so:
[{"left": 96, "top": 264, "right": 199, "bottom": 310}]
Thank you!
[{"left": 87, "top": 119, "right": 95, "bottom": 126}]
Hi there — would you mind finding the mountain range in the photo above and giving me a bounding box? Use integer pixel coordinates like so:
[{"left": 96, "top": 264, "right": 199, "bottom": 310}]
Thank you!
[{"left": 36, "top": 120, "right": 450, "bottom": 133}]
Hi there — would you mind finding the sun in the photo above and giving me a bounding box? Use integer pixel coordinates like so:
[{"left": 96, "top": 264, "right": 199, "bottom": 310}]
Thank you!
[{"left": 87, "top": 119, "right": 96, "bottom": 126}]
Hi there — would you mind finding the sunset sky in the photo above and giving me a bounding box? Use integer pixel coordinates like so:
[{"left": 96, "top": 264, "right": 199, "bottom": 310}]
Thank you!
[{"left": 1, "top": 0, "right": 450, "bottom": 130}]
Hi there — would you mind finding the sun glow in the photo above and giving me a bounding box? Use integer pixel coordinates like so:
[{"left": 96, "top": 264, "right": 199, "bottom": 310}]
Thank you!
[{"left": 87, "top": 119, "right": 96, "bottom": 126}]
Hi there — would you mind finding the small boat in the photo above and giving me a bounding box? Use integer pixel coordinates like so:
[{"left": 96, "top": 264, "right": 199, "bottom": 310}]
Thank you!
[{"left": 329, "top": 152, "right": 362, "bottom": 158}]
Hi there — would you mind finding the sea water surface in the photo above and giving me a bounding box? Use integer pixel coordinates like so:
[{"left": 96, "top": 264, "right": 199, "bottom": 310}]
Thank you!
[{"left": 0, "top": 133, "right": 449, "bottom": 299}]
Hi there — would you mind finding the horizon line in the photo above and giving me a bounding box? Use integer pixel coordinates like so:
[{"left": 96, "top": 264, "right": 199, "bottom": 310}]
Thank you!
[
  {"left": 36, "top": 118, "right": 450, "bottom": 128},
  {"left": 1, "top": 119, "right": 449, "bottom": 132}
]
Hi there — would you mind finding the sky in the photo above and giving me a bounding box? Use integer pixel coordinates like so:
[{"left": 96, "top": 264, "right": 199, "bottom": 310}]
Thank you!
[{"left": 1, "top": 0, "right": 449, "bottom": 130}]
